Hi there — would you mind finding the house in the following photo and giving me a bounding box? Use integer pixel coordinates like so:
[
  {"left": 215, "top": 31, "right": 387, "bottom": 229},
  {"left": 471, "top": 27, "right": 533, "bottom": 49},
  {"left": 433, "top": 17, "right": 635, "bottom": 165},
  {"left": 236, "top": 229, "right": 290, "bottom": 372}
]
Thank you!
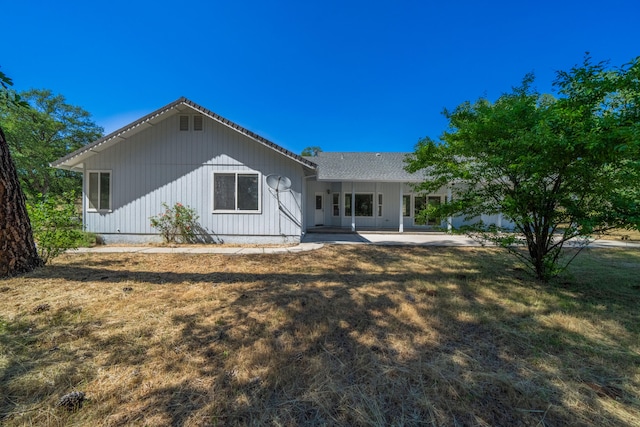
[{"left": 52, "top": 97, "right": 499, "bottom": 244}]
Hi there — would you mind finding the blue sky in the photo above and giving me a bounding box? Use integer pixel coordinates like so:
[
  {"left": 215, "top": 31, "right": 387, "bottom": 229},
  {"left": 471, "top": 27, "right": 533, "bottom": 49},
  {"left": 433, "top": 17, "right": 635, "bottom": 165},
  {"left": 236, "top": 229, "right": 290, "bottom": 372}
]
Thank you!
[{"left": 3, "top": 0, "right": 639, "bottom": 154}]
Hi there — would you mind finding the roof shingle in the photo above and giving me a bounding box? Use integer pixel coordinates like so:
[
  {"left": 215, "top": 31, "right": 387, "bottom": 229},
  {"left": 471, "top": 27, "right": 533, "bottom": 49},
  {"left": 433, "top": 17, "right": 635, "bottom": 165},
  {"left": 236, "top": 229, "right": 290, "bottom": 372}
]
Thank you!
[{"left": 304, "top": 152, "right": 425, "bottom": 182}]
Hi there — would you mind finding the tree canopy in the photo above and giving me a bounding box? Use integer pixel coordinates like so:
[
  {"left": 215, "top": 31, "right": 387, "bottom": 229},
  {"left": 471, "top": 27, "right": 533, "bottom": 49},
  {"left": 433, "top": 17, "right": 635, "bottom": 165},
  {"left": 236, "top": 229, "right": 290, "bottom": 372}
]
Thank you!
[
  {"left": 405, "top": 56, "right": 640, "bottom": 280},
  {"left": 301, "top": 146, "right": 322, "bottom": 157},
  {"left": 0, "top": 89, "right": 103, "bottom": 199}
]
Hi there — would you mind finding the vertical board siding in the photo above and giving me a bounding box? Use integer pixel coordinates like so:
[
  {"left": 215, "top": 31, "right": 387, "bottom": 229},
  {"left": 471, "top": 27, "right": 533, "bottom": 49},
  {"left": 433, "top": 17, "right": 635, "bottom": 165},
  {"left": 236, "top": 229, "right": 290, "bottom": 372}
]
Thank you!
[{"left": 84, "top": 112, "right": 306, "bottom": 241}]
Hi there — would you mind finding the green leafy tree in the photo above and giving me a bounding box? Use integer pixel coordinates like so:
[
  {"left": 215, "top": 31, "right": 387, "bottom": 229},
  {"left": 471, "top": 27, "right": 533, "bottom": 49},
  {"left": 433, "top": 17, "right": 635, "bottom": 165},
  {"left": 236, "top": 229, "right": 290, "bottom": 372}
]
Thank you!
[
  {"left": 0, "top": 70, "right": 42, "bottom": 276},
  {"left": 301, "top": 146, "right": 322, "bottom": 157},
  {"left": 406, "top": 56, "right": 640, "bottom": 281},
  {"left": 0, "top": 89, "right": 103, "bottom": 199}
]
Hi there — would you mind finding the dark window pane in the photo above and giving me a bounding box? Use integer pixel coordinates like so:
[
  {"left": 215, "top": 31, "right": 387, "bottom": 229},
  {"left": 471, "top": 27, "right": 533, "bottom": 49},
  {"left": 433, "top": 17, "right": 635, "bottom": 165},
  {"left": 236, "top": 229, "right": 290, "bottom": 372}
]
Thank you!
[
  {"left": 402, "top": 195, "right": 411, "bottom": 216},
  {"left": 100, "top": 173, "right": 110, "bottom": 210},
  {"left": 215, "top": 173, "right": 236, "bottom": 210},
  {"left": 88, "top": 173, "right": 99, "bottom": 210},
  {"left": 238, "top": 174, "right": 259, "bottom": 211},
  {"left": 355, "top": 194, "right": 373, "bottom": 216},
  {"left": 344, "top": 194, "right": 352, "bottom": 216},
  {"left": 332, "top": 193, "right": 340, "bottom": 216},
  {"left": 315, "top": 195, "right": 322, "bottom": 210}
]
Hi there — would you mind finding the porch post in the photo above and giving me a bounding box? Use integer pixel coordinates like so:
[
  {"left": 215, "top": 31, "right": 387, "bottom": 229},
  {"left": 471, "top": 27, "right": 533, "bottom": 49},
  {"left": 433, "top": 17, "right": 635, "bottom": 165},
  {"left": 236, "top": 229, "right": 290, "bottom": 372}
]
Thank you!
[
  {"left": 351, "top": 182, "right": 356, "bottom": 232},
  {"left": 399, "top": 183, "right": 404, "bottom": 233},
  {"left": 446, "top": 186, "right": 453, "bottom": 233}
]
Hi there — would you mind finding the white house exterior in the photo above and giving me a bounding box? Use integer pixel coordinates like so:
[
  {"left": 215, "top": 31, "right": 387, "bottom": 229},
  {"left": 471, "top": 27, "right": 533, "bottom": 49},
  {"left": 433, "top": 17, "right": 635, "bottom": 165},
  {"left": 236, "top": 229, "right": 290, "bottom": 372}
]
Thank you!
[
  {"left": 52, "top": 98, "right": 315, "bottom": 244},
  {"left": 52, "top": 98, "right": 503, "bottom": 244}
]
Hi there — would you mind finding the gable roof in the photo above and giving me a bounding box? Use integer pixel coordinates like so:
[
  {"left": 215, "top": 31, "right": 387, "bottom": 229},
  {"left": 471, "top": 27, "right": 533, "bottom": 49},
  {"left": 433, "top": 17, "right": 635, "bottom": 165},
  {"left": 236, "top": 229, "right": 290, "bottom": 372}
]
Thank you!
[
  {"left": 51, "top": 97, "right": 317, "bottom": 171},
  {"left": 305, "top": 152, "right": 425, "bottom": 182}
]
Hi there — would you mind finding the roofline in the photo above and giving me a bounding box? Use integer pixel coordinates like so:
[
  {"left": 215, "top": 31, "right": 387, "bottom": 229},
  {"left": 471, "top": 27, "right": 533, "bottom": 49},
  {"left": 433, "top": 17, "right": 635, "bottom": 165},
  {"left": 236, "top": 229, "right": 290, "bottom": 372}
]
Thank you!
[
  {"left": 51, "top": 97, "right": 317, "bottom": 170},
  {"left": 316, "top": 179, "right": 425, "bottom": 183}
]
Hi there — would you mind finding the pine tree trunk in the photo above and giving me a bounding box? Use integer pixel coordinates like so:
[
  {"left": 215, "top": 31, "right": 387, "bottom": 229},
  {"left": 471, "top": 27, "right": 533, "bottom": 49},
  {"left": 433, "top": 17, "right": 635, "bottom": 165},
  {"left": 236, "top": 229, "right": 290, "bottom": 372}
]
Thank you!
[{"left": 0, "top": 127, "right": 43, "bottom": 277}]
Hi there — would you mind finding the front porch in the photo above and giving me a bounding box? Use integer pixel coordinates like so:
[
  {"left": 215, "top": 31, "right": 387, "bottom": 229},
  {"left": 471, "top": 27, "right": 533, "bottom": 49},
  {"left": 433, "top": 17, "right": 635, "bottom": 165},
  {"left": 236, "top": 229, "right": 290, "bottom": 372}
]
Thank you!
[{"left": 304, "top": 180, "right": 453, "bottom": 233}]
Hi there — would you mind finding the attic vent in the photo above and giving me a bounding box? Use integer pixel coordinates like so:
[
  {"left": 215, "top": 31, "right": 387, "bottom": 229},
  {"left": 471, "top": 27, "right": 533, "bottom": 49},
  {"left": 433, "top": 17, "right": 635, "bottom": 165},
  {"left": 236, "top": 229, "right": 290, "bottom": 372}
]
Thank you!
[
  {"left": 193, "top": 115, "right": 203, "bottom": 131},
  {"left": 179, "top": 115, "right": 189, "bottom": 131}
]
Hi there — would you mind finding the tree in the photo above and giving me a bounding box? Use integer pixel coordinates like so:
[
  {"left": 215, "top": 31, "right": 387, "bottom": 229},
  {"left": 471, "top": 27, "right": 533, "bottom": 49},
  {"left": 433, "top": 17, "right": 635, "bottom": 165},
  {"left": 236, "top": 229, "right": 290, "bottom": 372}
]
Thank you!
[
  {"left": 406, "top": 56, "right": 640, "bottom": 281},
  {"left": 0, "top": 71, "right": 42, "bottom": 277},
  {"left": 301, "top": 146, "right": 322, "bottom": 157},
  {"left": 0, "top": 89, "right": 103, "bottom": 199}
]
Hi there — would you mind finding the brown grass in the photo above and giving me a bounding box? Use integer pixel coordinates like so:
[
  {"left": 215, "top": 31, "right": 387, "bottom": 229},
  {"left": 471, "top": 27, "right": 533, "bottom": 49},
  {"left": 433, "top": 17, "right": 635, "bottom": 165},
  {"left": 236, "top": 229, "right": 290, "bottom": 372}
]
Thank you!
[
  {"left": 602, "top": 229, "right": 640, "bottom": 242},
  {"left": 1, "top": 246, "right": 639, "bottom": 426}
]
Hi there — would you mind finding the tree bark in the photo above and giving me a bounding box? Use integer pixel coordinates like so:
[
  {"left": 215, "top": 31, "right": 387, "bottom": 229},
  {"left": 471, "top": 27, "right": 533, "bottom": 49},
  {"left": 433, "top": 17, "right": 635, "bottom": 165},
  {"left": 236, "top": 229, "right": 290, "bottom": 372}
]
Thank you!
[{"left": 0, "top": 127, "right": 43, "bottom": 277}]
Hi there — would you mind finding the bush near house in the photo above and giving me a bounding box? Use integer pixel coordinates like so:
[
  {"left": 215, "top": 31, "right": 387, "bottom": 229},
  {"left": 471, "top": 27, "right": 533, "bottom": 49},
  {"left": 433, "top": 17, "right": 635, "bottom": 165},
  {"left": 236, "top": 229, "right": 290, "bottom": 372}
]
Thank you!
[
  {"left": 150, "top": 202, "right": 200, "bottom": 243},
  {"left": 26, "top": 193, "right": 86, "bottom": 263}
]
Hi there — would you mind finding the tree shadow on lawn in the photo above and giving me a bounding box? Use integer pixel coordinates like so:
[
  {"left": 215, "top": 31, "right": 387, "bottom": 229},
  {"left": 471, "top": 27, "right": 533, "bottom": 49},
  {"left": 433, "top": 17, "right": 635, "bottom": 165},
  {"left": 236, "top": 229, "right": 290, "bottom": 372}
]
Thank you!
[
  {"left": 2, "top": 246, "right": 639, "bottom": 426},
  {"left": 0, "top": 305, "right": 100, "bottom": 424}
]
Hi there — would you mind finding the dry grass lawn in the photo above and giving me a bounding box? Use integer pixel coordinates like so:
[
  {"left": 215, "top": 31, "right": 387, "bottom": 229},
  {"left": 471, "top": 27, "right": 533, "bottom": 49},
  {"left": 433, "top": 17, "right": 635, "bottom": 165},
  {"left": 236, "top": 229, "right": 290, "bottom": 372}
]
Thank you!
[{"left": 1, "top": 246, "right": 639, "bottom": 426}]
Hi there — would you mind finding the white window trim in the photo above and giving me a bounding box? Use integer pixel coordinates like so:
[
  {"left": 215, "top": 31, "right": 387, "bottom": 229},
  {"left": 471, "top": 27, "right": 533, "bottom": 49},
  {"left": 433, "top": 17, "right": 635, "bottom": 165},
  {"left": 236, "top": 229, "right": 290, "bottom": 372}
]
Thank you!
[
  {"left": 86, "top": 170, "right": 112, "bottom": 213},
  {"left": 344, "top": 192, "right": 375, "bottom": 217},
  {"left": 212, "top": 171, "right": 262, "bottom": 214},
  {"left": 332, "top": 192, "right": 340, "bottom": 217}
]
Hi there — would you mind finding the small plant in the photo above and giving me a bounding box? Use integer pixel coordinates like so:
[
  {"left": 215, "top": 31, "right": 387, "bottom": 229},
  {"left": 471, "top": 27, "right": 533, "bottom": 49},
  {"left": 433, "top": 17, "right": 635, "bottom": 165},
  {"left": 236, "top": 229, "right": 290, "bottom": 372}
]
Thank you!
[
  {"left": 27, "top": 192, "right": 85, "bottom": 264},
  {"left": 150, "top": 202, "right": 200, "bottom": 243}
]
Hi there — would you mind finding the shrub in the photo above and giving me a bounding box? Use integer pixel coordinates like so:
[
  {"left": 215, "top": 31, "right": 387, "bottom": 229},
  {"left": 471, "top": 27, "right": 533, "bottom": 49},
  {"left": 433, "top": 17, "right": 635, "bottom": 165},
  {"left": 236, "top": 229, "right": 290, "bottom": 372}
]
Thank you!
[
  {"left": 150, "top": 202, "right": 200, "bottom": 243},
  {"left": 27, "top": 192, "right": 85, "bottom": 263}
]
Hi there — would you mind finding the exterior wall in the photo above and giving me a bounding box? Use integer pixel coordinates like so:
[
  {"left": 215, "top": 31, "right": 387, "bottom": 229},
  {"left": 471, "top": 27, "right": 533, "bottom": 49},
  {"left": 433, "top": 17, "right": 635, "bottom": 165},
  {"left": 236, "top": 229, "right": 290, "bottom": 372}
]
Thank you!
[{"left": 83, "top": 112, "right": 307, "bottom": 244}]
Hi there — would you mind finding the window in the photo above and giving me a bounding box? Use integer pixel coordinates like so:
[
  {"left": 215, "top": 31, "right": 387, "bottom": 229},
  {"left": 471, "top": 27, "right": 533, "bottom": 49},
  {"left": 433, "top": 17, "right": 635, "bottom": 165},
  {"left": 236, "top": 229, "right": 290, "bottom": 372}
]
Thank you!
[
  {"left": 414, "top": 195, "right": 441, "bottom": 225},
  {"left": 377, "top": 194, "right": 383, "bottom": 217},
  {"left": 344, "top": 193, "right": 374, "bottom": 216},
  {"left": 193, "top": 115, "right": 203, "bottom": 131},
  {"left": 355, "top": 194, "right": 373, "bottom": 216},
  {"left": 402, "top": 195, "right": 411, "bottom": 216},
  {"left": 88, "top": 171, "right": 111, "bottom": 211},
  {"left": 179, "top": 115, "right": 189, "bottom": 131},
  {"left": 213, "top": 172, "right": 260, "bottom": 212},
  {"left": 332, "top": 193, "right": 340, "bottom": 216}
]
